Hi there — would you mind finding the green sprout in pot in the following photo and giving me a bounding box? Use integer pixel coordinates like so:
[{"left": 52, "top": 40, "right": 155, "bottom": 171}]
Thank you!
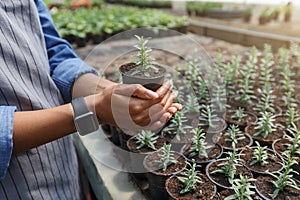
[
  {"left": 136, "top": 130, "right": 159, "bottom": 150},
  {"left": 255, "top": 84, "right": 276, "bottom": 114},
  {"left": 131, "top": 35, "right": 158, "bottom": 77},
  {"left": 224, "top": 124, "right": 245, "bottom": 148},
  {"left": 286, "top": 107, "right": 300, "bottom": 127},
  {"left": 231, "top": 107, "right": 247, "bottom": 122},
  {"left": 199, "top": 105, "right": 218, "bottom": 128},
  {"left": 185, "top": 93, "right": 200, "bottom": 114},
  {"left": 285, "top": 123, "right": 300, "bottom": 157},
  {"left": 188, "top": 128, "right": 211, "bottom": 158},
  {"left": 250, "top": 141, "right": 269, "bottom": 166},
  {"left": 164, "top": 111, "right": 192, "bottom": 139},
  {"left": 225, "top": 174, "right": 256, "bottom": 200},
  {"left": 254, "top": 111, "right": 276, "bottom": 138},
  {"left": 154, "top": 144, "right": 178, "bottom": 172},
  {"left": 195, "top": 78, "right": 210, "bottom": 103},
  {"left": 177, "top": 159, "right": 202, "bottom": 194},
  {"left": 212, "top": 149, "right": 241, "bottom": 183},
  {"left": 268, "top": 151, "right": 300, "bottom": 199}
]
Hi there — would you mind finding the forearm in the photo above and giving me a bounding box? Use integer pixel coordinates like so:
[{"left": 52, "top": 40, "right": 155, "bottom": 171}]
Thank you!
[
  {"left": 13, "top": 103, "right": 76, "bottom": 154},
  {"left": 72, "top": 73, "right": 117, "bottom": 98}
]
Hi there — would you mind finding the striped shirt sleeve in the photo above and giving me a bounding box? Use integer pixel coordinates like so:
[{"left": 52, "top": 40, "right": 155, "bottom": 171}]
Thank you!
[
  {"left": 0, "top": 106, "right": 16, "bottom": 181},
  {"left": 34, "top": 0, "right": 98, "bottom": 103}
]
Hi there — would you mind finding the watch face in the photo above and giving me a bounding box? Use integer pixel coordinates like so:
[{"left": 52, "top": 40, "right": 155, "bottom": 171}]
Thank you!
[{"left": 75, "top": 112, "right": 99, "bottom": 135}]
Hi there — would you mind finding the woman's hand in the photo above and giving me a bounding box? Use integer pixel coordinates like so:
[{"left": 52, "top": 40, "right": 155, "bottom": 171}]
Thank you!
[{"left": 87, "top": 81, "right": 182, "bottom": 130}]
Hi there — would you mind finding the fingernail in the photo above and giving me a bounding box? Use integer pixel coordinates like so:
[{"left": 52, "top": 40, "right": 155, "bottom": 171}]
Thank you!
[
  {"left": 146, "top": 90, "right": 159, "bottom": 98},
  {"left": 172, "top": 91, "right": 178, "bottom": 98},
  {"left": 178, "top": 104, "right": 183, "bottom": 110}
]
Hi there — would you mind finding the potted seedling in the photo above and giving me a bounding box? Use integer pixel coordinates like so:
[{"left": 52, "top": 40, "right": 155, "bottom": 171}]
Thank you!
[
  {"left": 119, "top": 35, "right": 166, "bottom": 91},
  {"left": 166, "top": 160, "right": 217, "bottom": 200},
  {"left": 181, "top": 128, "right": 223, "bottom": 169},
  {"left": 217, "top": 124, "right": 253, "bottom": 151},
  {"left": 219, "top": 174, "right": 257, "bottom": 200},
  {"left": 126, "top": 130, "right": 166, "bottom": 173},
  {"left": 198, "top": 105, "right": 227, "bottom": 134},
  {"left": 184, "top": 93, "right": 200, "bottom": 120},
  {"left": 274, "top": 107, "right": 300, "bottom": 130},
  {"left": 206, "top": 149, "right": 253, "bottom": 189},
  {"left": 240, "top": 141, "right": 283, "bottom": 176},
  {"left": 250, "top": 86, "right": 282, "bottom": 116},
  {"left": 255, "top": 152, "right": 300, "bottom": 200},
  {"left": 245, "top": 111, "right": 284, "bottom": 147},
  {"left": 225, "top": 107, "right": 257, "bottom": 128},
  {"left": 143, "top": 144, "right": 187, "bottom": 200},
  {"left": 272, "top": 123, "right": 300, "bottom": 182},
  {"left": 162, "top": 111, "right": 193, "bottom": 151}
]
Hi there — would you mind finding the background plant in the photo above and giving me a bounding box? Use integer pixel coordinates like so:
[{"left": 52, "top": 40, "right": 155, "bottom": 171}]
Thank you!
[
  {"left": 212, "top": 149, "right": 241, "bottom": 183},
  {"left": 225, "top": 174, "right": 256, "bottom": 200},
  {"left": 135, "top": 130, "right": 158, "bottom": 150},
  {"left": 177, "top": 160, "right": 202, "bottom": 194},
  {"left": 224, "top": 124, "right": 245, "bottom": 148},
  {"left": 188, "top": 128, "right": 211, "bottom": 158},
  {"left": 268, "top": 151, "right": 300, "bottom": 199},
  {"left": 254, "top": 111, "right": 276, "bottom": 138},
  {"left": 284, "top": 123, "right": 300, "bottom": 157},
  {"left": 250, "top": 141, "right": 269, "bottom": 166},
  {"left": 199, "top": 105, "right": 218, "bottom": 128},
  {"left": 231, "top": 107, "right": 247, "bottom": 122},
  {"left": 154, "top": 144, "right": 178, "bottom": 171}
]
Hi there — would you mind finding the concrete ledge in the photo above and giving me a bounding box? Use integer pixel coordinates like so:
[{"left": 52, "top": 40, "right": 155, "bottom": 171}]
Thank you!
[
  {"left": 189, "top": 20, "right": 300, "bottom": 50},
  {"left": 73, "top": 131, "right": 146, "bottom": 200}
]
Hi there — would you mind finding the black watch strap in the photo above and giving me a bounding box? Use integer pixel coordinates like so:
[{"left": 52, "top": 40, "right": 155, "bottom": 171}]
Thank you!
[{"left": 72, "top": 97, "right": 89, "bottom": 117}]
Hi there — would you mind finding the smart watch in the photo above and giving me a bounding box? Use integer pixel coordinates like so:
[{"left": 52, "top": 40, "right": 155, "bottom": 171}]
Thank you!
[{"left": 71, "top": 97, "right": 99, "bottom": 136}]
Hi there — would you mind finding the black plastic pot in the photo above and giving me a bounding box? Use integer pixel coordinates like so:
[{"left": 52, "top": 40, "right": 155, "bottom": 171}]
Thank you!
[
  {"left": 119, "top": 62, "right": 166, "bottom": 91},
  {"left": 239, "top": 146, "right": 284, "bottom": 177},
  {"left": 181, "top": 143, "right": 223, "bottom": 173},
  {"left": 206, "top": 159, "right": 253, "bottom": 190},
  {"left": 143, "top": 151, "right": 187, "bottom": 200}
]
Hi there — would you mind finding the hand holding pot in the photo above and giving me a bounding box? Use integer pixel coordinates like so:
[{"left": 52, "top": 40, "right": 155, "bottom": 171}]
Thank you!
[{"left": 87, "top": 80, "right": 181, "bottom": 130}]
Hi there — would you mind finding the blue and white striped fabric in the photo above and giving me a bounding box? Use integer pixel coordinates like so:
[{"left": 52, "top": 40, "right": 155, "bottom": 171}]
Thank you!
[{"left": 0, "top": 0, "right": 98, "bottom": 199}]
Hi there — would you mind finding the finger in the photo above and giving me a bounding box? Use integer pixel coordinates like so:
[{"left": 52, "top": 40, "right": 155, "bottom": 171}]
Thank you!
[
  {"left": 147, "top": 113, "right": 171, "bottom": 130},
  {"left": 155, "top": 80, "right": 173, "bottom": 98},
  {"left": 165, "top": 91, "right": 179, "bottom": 110},
  {"left": 171, "top": 103, "right": 183, "bottom": 111},
  {"left": 114, "top": 84, "right": 158, "bottom": 99}
]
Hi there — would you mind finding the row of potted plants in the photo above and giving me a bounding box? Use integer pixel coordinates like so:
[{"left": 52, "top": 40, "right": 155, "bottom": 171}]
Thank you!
[
  {"left": 186, "top": 2, "right": 223, "bottom": 17},
  {"left": 122, "top": 0, "right": 172, "bottom": 9},
  {"left": 102, "top": 35, "right": 300, "bottom": 199},
  {"left": 51, "top": 5, "right": 188, "bottom": 47}
]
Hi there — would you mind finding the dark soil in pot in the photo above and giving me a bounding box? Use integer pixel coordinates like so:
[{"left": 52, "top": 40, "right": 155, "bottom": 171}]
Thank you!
[
  {"left": 118, "top": 129, "right": 138, "bottom": 150},
  {"left": 248, "top": 105, "right": 282, "bottom": 117},
  {"left": 206, "top": 159, "right": 253, "bottom": 189},
  {"left": 181, "top": 143, "right": 223, "bottom": 171},
  {"left": 229, "top": 95, "right": 260, "bottom": 111},
  {"left": 166, "top": 173, "right": 217, "bottom": 200},
  {"left": 216, "top": 189, "right": 261, "bottom": 200},
  {"left": 225, "top": 110, "right": 258, "bottom": 128},
  {"left": 245, "top": 125, "right": 284, "bottom": 148},
  {"left": 119, "top": 62, "right": 166, "bottom": 91},
  {"left": 161, "top": 128, "right": 194, "bottom": 152},
  {"left": 274, "top": 114, "right": 300, "bottom": 130},
  {"left": 217, "top": 133, "right": 253, "bottom": 151},
  {"left": 240, "top": 146, "right": 283, "bottom": 176},
  {"left": 143, "top": 151, "right": 187, "bottom": 200},
  {"left": 256, "top": 175, "right": 300, "bottom": 200},
  {"left": 198, "top": 117, "right": 227, "bottom": 134},
  {"left": 126, "top": 135, "right": 167, "bottom": 173},
  {"left": 127, "top": 135, "right": 166, "bottom": 153}
]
